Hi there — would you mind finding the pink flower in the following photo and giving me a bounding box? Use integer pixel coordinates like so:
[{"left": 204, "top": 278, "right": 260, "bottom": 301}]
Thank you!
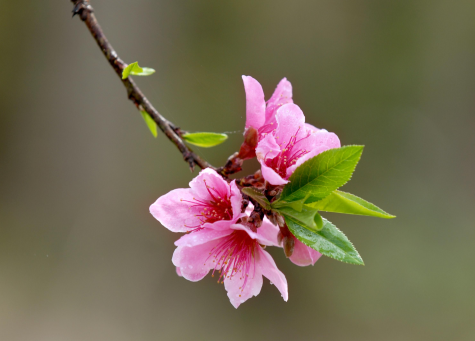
[
  {"left": 173, "top": 218, "right": 288, "bottom": 308},
  {"left": 255, "top": 103, "right": 341, "bottom": 185},
  {"left": 289, "top": 237, "right": 322, "bottom": 267},
  {"left": 242, "top": 75, "right": 293, "bottom": 137},
  {"left": 242, "top": 76, "right": 341, "bottom": 185},
  {"left": 149, "top": 168, "right": 244, "bottom": 233}
]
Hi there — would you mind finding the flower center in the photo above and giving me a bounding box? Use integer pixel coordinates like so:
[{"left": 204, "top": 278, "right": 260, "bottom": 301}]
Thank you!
[
  {"left": 206, "top": 230, "right": 258, "bottom": 296},
  {"left": 181, "top": 179, "right": 233, "bottom": 229},
  {"left": 264, "top": 127, "right": 311, "bottom": 178}
]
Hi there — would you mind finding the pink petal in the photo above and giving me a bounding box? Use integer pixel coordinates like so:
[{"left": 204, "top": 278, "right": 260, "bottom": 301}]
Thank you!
[
  {"left": 310, "top": 129, "right": 341, "bottom": 149},
  {"left": 259, "top": 159, "right": 289, "bottom": 185},
  {"left": 242, "top": 75, "right": 266, "bottom": 130},
  {"left": 230, "top": 222, "right": 278, "bottom": 247},
  {"left": 149, "top": 188, "right": 203, "bottom": 233},
  {"left": 274, "top": 104, "right": 306, "bottom": 147},
  {"left": 255, "top": 134, "right": 280, "bottom": 161},
  {"left": 265, "top": 78, "right": 293, "bottom": 123},
  {"left": 230, "top": 224, "right": 260, "bottom": 238},
  {"left": 174, "top": 228, "right": 233, "bottom": 247},
  {"left": 172, "top": 241, "right": 220, "bottom": 282},
  {"left": 224, "top": 257, "right": 263, "bottom": 308},
  {"left": 202, "top": 219, "right": 236, "bottom": 231},
  {"left": 229, "top": 180, "right": 244, "bottom": 221},
  {"left": 176, "top": 267, "right": 183, "bottom": 277},
  {"left": 289, "top": 238, "right": 322, "bottom": 266},
  {"left": 189, "top": 168, "right": 230, "bottom": 202},
  {"left": 305, "top": 123, "right": 319, "bottom": 132},
  {"left": 286, "top": 131, "right": 341, "bottom": 177},
  {"left": 256, "top": 218, "right": 281, "bottom": 247},
  {"left": 173, "top": 228, "right": 233, "bottom": 282},
  {"left": 255, "top": 134, "right": 288, "bottom": 185},
  {"left": 257, "top": 248, "right": 288, "bottom": 301}
]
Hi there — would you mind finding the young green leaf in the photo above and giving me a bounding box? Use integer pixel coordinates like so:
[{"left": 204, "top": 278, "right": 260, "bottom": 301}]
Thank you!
[
  {"left": 274, "top": 205, "right": 320, "bottom": 231},
  {"left": 271, "top": 192, "right": 311, "bottom": 212},
  {"left": 306, "top": 190, "right": 395, "bottom": 219},
  {"left": 122, "top": 62, "right": 155, "bottom": 79},
  {"left": 141, "top": 111, "right": 158, "bottom": 138},
  {"left": 285, "top": 216, "right": 364, "bottom": 265},
  {"left": 182, "top": 132, "right": 228, "bottom": 148},
  {"left": 314, "top": 212, "right": 324, "bottom": 231},
  {"left": 241, "top": 187, "right": 270, "bottom": 210},
  {"left": 281, "top": 145, "right": 364, "bottom": 204}
]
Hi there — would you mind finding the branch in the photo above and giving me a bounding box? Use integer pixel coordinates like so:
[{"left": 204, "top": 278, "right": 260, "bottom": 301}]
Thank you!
[{"left": 71, "top": 0, "right": 212, "bottom": 171}]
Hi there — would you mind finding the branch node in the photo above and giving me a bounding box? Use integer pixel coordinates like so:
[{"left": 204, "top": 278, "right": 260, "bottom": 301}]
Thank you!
[
  {"left": 217, "top": 152, "right": 243, "bottom": 178},
  {"left": 185, "top": 155, "right": 195, "bottom": 172},
  {"left": 72, "top": 1, "right": 93, "bottom": 18}
]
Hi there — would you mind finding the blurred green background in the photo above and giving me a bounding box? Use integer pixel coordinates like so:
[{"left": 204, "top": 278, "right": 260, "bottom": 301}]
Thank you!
[{"left": 1, "top": 1, "right": 474, "bottom": 340}]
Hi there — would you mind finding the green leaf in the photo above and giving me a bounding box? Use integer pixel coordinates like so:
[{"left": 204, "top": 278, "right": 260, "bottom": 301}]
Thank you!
[
  {"left": 286, "top": 216, "right": 364, "bottom": 265},
  {"left": 306, "top": 190, "right": 395, "bottom": 219},
  {"left": 271, "top": 192, "right": 311, "bottom": 212},
  {"left": 241, "top": 187, "right": 270, "bottom": 210},
  {"left": 274, "top": 205, "right": 320, "bottom": 231},
  {"left": 122, "top": 62, "right": 155, "bottom": 79},
  {"left": 182, "top": 132, "right": 228, "bottom": 148},
  {"left": 314, "top": 212, "right": 324, "bottom": 231},
  {"left": 140, "top": 111, "right": 157, "bottom": 138},
  {"left": 281, "top": 145, "right": 364, "bottom": 204}
]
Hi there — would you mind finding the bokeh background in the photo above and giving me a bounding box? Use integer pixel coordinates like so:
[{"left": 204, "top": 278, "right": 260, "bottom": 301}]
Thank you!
[{"left": 1, "top": 1, "right": 474, "bottom": 340}]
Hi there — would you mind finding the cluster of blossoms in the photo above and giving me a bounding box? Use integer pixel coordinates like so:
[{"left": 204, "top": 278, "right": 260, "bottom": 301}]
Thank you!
[{"left": 150, "top": 76, "right": 340, "bottom": 308}]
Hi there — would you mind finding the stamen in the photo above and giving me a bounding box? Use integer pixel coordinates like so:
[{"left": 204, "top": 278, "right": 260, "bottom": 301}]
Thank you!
[
  {"left": 181, "top": 179, "right": 234, "bottom": 229},
  {"left": 205, "top": 230, "right": 258, "bottom": 291},
  {"left": 264, "top": 127, "right": 312, "bottom": 179}
]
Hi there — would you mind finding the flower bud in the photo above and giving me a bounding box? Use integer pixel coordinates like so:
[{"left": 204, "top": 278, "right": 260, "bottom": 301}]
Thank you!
[
  {"left": 283, "top": 236, "right": 295, "bottom": 258},
  {"left": 266, "top": 212, "right": 278, "bottom": 226},
  {"left": 250, "top": 210, "right": 263, "bottom": 228},
  {"left": 237, "top": 127, "right": 259, "bottom": 159},
  {"left": 244, "top": 126, "right": 259, "bottom": 147},
  {"left": 276, "top": 214, "right": 285, "bottom": 227}
]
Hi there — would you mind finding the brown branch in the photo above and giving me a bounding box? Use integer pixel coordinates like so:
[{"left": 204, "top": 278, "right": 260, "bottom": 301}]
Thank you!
[{"left": 71, "top": 0, "right": 212, "bottom": 171}]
